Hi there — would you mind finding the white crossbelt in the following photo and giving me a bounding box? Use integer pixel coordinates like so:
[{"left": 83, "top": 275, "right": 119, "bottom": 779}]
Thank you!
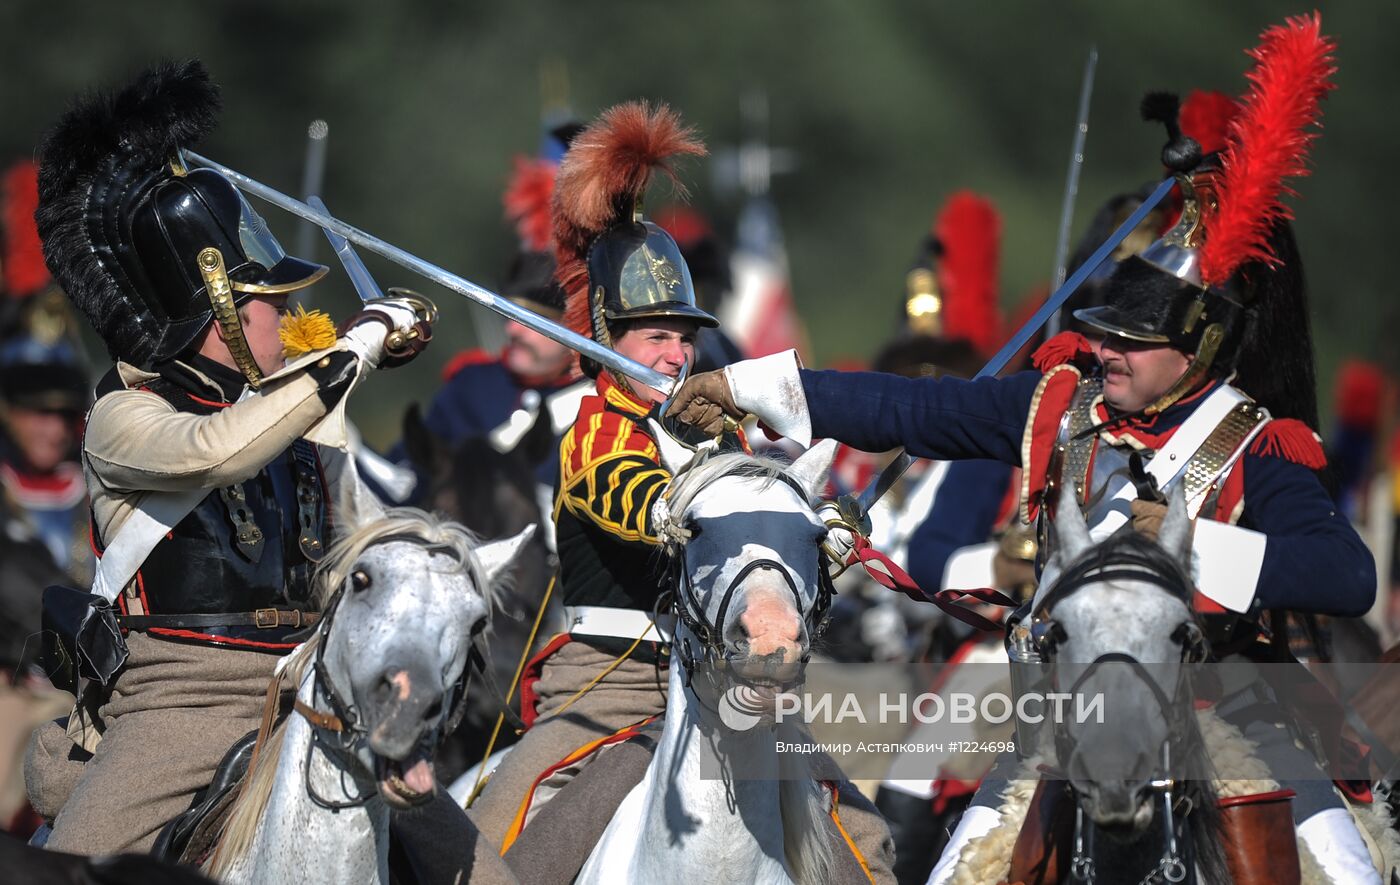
[
  {"left": 1035, "top": 385, "right": 1270, "bottom": 614},
  {"left": 90, "top": 488, "right": 206, "bottom": 603},
  {"left": 1088, "top": 385, "right": 1254, "bottom": 541},
  {"left": 563, "top": 605, "right": 674, "bottom": 642}
]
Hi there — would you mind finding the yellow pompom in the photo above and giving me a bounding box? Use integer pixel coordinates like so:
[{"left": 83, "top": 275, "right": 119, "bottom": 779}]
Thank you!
[{"left": 279, "top": 304, "right": 338, "bottom": 358}]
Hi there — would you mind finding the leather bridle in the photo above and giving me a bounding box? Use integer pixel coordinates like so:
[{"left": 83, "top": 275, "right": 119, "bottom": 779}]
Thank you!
[
  {"left": 291, "top": 533, "right": 498, "bottom": 809},
  {"left": 665, "top": 469, "right": 835, "bottom": 686},
  {"left": 1028, "top": 541, "right": 1208, "bottom": 884}
]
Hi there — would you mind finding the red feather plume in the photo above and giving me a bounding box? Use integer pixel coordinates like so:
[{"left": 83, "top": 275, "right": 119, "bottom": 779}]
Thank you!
[
  {"left": 1178, "top": 90, "right": 1240, "bottom": 155},
  {"left": 553, "top": 102, "right": 706, "bottom": 339},
  {"left": 933, "top": 190, "right": 1002, "bottom": 355},
  {"left": 2, "top": 160, "right": 50, "bottom": 298},
  {"left": 502, "top": 156, "right": 557, "bottom": 253},
  {"left": 1198, "top": 12, "right": 1336, "bottom": 287}
]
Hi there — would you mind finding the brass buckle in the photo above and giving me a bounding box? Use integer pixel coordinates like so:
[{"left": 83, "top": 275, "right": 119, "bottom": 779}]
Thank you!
[{"left": 254, "top": 608, "right": 280, "bottom": 629}]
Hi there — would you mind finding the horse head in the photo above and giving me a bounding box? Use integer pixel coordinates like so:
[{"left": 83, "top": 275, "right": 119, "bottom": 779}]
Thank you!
[
  {"left": 315, "top": 486, "right": 533, "bottom": 809},
  {"left": 658, "top": 435, "right": 838, "bottom": 707},
  {"left": 1036, "top": 485, "right": 1207, "bottom": 833}
]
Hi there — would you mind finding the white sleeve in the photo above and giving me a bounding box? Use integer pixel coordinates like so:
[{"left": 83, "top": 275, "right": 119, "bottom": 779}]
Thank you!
[
  {"left": 1190, "top": 520, "right": 1265, "bottom": 613},
  {"left": 723, "top": 349, "right": 811, "bottom": 447}
]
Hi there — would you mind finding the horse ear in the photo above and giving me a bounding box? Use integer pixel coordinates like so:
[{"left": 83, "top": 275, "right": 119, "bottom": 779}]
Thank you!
[
  {"left": 788, "top": 438, "right": 839, "bottom": 501},
  {"left": 511, "top": 406, "right": 555, "bottom": 466},
  {"left": 478, "top": 524, "right": 537, "bottom": 586},
  {"left": 1052, "top": 485, "right": 1091, "bottom": 564},
  {"left": 402, "top": 403, "right": 446, "bottom": 477},
  {"left": 338, "top": 454, "right": 389, "bottom": 530},
  {"left": 647, "top": 418, "right": 700, "bottom": 474},
  {"left": 1157, "top": 485, "right": 1192, "bottom": 567}
]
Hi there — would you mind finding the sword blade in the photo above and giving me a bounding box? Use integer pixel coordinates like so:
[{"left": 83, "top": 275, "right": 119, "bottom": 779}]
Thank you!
[
  {"left": 852, "top": 174, "right": 1177, "bottom": 515},
  {"left": 975, "top": 174, "right": 1175, "bottom": 381},
  {"left": 307, "top": 196, "right": 384, "bottom": 304},
  {"left": 184, "top": 150, "right": 675, "bottom": 395},
  {"left": 856, "top": 451, "right": 911, "bottom": 516},
  {"left": 1045, "top": 47, "right": 1098, "bottom": 337}
]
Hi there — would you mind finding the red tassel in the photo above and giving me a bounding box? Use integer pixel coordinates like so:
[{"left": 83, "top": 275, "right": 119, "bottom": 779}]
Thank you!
[
  {"left": 934, "top": 191, "right": 1002, "bottom": 355},
  {"left": 2, "top": 160, "right": 50, "bottom": 297},
  {"left": 1032, "top": 331, "right": 1093, "bottom": 373},
  {"left": 502, "top": 156, "right": 557, "bottom": 253},
  {"left": 1178, "top": 90, "right": 1241, "bottom": 155},
  {"left": 1199, "top": 12, "right": 1337, "bottom": 286},
  {"left": 1249, "top": 418, "right": 1327, "bottom": 469}
]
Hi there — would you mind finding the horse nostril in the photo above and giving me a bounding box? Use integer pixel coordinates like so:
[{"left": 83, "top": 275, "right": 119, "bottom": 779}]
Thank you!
[{"left": 376, "top": 667, "right": 411, "bottom": 705}]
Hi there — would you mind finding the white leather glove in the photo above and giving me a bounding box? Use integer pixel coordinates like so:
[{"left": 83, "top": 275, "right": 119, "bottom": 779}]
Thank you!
[{"left": 341, "top": 298, "right": 424, "bottom": 369}]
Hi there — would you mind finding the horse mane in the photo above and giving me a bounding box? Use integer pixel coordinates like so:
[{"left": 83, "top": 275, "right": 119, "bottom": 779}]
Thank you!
[
  {"left": 208, "top": 507, "right": 496, "bottom": 876},
  {"left": 775, "top": 721, "right": 836, "bottom": 884},
  {"left": 659, "top": 449, "right": 794, "bottom": 552},
  {"left": 1055, "top": 528, "right": 1195, "bottom": 604}
]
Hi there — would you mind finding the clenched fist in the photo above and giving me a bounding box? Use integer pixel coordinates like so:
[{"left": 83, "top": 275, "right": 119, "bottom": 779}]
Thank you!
[
  {"left": 664, "top": 369, "right": 742, "bottom": 436},
  {"left": 1130, "top": 498, "right": 1189, "bottom": 542}
]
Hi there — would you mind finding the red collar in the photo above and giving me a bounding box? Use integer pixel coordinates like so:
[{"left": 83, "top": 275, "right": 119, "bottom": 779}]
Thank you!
[
  {"left": 1093, "top": 381, "right": 1218, "bottom": 449},
  {"left": 597, "top": 372, "right": 654, "bottom": 417}
]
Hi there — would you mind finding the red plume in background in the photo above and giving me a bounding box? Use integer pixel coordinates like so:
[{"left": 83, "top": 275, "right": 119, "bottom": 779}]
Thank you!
[
  {"left": 653, "top": 205, "right": 713, "bottom": 250},
  {"left": 553, "top": 102, "right": 705, "bottom": 338},
  {"left": 1199, "top": 12, "right": 1336, "bottom": 287},
  {"left": 1333, "top": 360, "right": 1385, "bottom": 430},
  {"left": 502, "top": 156, "right": 557, "bottom": 253},
  {"left": 2, "top": 160, "right": 50, "bottom": 297},
  {"left": 1178, "top": 90, "right": 1240, "bottom": 155},
  {"left": 933, "top": 190, "right": 1002, "bottom": 355}
]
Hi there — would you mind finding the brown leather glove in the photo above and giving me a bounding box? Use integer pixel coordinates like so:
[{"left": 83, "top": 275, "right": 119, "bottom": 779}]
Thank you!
[
  {"left": 1130, "top": 499, "right": 1192, "bottom": 542},
  {"left": 664, "top": 369, "right": 742, "bottom": 436}
]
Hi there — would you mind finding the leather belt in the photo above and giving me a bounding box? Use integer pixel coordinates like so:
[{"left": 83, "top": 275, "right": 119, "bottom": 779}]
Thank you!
[
  {"left": 563, "top": 605, "right": 674, "bottom": 642},
  {"left": 120, "top": 608, "right": 321, "bottom": 630}
]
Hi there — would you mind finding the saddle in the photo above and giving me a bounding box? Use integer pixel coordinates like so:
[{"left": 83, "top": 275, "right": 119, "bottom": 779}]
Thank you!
[
  {"left": 151, "top": 729, "right": 258, "bottom": 865},
  {"left": 1001, "top": 781, "right": 1299, "bottom": 885}
]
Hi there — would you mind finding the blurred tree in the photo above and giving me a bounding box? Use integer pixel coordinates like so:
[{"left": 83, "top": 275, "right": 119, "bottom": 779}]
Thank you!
[{"left": 1, "top": 0, "right": 1392, "bottom": 444}]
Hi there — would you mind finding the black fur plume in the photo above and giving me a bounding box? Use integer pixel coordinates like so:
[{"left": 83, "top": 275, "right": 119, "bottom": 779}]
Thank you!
[
  {"left": 1140, "top": 91, "right": 1202, "bottom": 173},
  {"left": 35, "top": 60, "right": 221, "bottom": 364}
]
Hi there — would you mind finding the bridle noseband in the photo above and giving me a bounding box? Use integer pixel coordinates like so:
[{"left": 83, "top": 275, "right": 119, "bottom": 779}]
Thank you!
[
  {"left": 1028, "top": 540, "right": 1208, "bottom": 885},
  {"left": 294, "top": 533, "right": 493, "bottom": 809},
  {"left": 666, "top": 469, "right": 836, "bottom": 685}
]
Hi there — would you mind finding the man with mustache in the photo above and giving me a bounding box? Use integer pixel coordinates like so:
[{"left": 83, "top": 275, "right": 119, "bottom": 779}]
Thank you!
[
  {"left": 668, "top": 47, "right": 1381, "bottom": 880},
  {"left": 414, "top": 123, "right": 587, "bottom": 489}
]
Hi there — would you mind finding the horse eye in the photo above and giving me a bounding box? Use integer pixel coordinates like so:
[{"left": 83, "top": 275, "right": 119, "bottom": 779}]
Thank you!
[
  {"left": 350, "top": 569, "right": 372, "bottom": 593},
  {"left": 469, "top": 617, "right": 488, "bottom": 638},
  {"left": 683, "top": 516, "right": 703, "bottom": 539}
]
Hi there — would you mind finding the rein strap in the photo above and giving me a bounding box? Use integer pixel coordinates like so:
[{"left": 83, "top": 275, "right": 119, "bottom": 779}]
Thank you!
[
  {"left": 294, "top": 698, "right": 347, "bottom": 733},
  {"left": 850, "top": 535, "right": 1017, "bottom": 632}
]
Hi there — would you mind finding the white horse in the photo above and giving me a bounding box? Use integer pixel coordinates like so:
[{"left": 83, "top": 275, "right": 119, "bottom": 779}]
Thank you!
[
  {"left": 576, "top": 438, "right": 845, "bottom": 885},
  {"left": 205, "top": 497, "right": 532, "bottom": 885}
]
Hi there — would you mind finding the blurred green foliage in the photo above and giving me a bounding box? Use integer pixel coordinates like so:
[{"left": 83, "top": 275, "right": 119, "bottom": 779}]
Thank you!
[{"left": 2, "top": 1, "right": 1393, "bottom": 445}]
